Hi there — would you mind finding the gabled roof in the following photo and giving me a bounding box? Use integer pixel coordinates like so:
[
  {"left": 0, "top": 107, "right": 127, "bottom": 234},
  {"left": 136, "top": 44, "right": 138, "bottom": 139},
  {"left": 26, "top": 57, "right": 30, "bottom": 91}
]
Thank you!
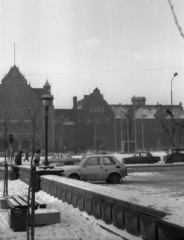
[
  {"left": 77, "top": 87, "right": 104, "bottom": 110},
  {"left": 1, "top": 65, "right": 27, "bottom": 85},
  {"left": 32, "top": 88, "right": 46, "bottom": 98}
]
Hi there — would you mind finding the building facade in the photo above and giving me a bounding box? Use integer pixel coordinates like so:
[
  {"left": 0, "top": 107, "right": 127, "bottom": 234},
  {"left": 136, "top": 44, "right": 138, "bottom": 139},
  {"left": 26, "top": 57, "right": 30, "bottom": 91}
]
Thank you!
[
  {"left": 0, "top": 65, "right": 54, "bottom": 152},
  {"left": 0, "top": 65, "right": 183, "bottom": 153}
]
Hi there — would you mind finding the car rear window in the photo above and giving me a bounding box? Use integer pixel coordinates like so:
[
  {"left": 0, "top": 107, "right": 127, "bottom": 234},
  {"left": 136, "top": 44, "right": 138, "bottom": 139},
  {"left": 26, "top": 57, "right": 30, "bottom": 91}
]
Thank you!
[{"left": 103, "top": 157, "right": 116, "bottom": 165}]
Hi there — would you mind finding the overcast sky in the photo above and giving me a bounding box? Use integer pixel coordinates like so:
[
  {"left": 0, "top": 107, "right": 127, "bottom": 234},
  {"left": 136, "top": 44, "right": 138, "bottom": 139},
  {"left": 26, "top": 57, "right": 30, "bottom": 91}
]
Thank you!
[{"left": 0, "top": 0, "right": 184, "bottom": 109}]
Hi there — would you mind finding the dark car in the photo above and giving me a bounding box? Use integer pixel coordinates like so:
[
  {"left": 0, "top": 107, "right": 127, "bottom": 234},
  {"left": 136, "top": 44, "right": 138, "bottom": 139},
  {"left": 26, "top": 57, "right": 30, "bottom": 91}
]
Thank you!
[
  {"left": 122, "top": 152, "right": 160, "bottom": 164},
  {"left": 163, "top": 148, "right": 184, "bottom": 164}
]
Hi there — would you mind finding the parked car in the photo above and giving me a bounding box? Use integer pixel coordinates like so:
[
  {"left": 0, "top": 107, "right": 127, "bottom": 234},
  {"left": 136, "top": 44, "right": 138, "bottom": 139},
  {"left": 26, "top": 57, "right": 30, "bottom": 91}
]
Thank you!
[
  {"left": 163, "top": 148, "right": 184, "bottom": 164},
  {"left": 60, "top": 154, "right": 127, "bottom": 184},
  {"left": 42, "top": 153, "right": 80, "bottom": 165},
  {"left": 122, "top": 152, "right": 161, "bottom": 164}
]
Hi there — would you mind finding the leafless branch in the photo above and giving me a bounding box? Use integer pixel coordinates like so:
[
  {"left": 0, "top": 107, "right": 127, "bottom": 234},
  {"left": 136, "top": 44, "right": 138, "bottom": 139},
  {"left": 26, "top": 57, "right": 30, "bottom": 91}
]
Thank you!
[{"left": 168, "top": 0, "right": 184, "bottom": 39}]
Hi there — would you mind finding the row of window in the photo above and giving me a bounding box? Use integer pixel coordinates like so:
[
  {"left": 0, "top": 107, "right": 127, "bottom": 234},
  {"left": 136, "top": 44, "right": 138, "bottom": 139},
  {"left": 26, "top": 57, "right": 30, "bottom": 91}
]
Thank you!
[
  {"left": 0, "top": 87, "right": 30, "bottom": 94},
  {"left": 86, "top": 156, "right": 115, "bottom": 166},
  {"left": 84, "top": 118, "right": 110, "bottom": 125},
  {"left": 90, "top": 107, "right": 104, "bottom": 113},
  {"left": 0, "top": 109, "right": 32, "bottom": 121}
]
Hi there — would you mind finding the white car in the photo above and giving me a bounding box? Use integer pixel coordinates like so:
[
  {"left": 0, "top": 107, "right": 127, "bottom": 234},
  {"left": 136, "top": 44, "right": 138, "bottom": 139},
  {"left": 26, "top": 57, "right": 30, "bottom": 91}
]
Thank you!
[{"left": 60, "top": 154, "right": 127, "bottom": 184}]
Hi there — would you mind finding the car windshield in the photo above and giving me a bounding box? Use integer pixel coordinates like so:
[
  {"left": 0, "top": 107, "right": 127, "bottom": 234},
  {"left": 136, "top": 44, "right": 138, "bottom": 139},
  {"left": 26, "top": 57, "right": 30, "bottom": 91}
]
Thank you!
[{"left": 78, "top": 155, "right": 89, "bottom": 166}]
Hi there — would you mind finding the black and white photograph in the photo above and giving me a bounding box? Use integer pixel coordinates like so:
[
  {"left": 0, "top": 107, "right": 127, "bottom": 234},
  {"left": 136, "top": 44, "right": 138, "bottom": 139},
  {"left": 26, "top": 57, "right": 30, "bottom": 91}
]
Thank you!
[{"left": 0, "top": 1, "right": 184, "bottom": 239}]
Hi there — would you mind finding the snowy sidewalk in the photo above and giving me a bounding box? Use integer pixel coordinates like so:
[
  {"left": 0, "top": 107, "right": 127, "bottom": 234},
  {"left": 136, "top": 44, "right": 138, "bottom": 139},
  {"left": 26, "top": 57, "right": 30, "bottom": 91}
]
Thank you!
[{"left": 0, "top": 180, "right": 141, "bottom": 240}]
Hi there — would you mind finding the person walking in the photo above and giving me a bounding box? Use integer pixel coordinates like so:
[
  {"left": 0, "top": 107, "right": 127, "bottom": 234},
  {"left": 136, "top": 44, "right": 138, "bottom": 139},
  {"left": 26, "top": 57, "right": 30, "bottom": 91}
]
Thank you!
[
  {"left": 24, "top": 151, "right": 29, "bottom": 161},
  {"left": 15, "top": 151, "right": 23, "bottom": 165},
  {"left": 10, "top": 149, "right": 14, "bottom": 161},
  {"left": 34, "top": 150, "right": 41, "bottom": 167}
]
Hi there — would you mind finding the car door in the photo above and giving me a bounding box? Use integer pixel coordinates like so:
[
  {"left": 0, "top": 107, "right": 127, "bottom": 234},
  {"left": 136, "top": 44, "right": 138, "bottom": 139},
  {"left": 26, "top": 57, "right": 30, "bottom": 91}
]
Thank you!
[
  {"left": 179, "top": 150, "right": 184, "bottom": 162},
  {"left": 172, "top": 149, "right": 181, "bottom": 162},
  {"left": 141, "top": 152, "right": 149, "bottom": 163},
  {"left": 49, "top": 154, "right": 59, "bottom": 163},
  {"left": 80, "top": 156, "right": 104, "bottom": 181},
  {"left": 134, "top": 153, "right": 141, "bottom": 163},
  {"left": 102, "top": 156, "right": 117, "bottom": 180},
  {"left": 175, "top": 149, "right": 184, "bottom": 162}
]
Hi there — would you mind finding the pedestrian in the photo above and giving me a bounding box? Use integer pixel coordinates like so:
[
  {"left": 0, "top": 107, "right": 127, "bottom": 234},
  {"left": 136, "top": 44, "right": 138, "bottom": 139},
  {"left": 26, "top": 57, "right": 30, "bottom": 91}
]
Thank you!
[
  {"left": 15, "top": 151, "right": 23, "bottom": 165},
  {"left": 34, "top": 150, "right": 41, "bottom": 167},
  {"left": 24, "top": 151, "right": 29, "bottom": 161},
  {"left": 10, "top": 149, "right": 14, "bottom": 161}
]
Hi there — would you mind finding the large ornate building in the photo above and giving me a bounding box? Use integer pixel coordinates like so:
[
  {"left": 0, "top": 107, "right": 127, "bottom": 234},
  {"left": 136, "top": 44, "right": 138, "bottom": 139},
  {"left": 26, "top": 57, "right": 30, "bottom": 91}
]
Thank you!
[
  {"left": 56, "top": 92, "right": 184, "bottom": 153},
  {"left": 0, "top": 65, "right": 54, "bottom": 152},
  {"left": 0, "top": 65, "right": 184, "bottom": 153}
]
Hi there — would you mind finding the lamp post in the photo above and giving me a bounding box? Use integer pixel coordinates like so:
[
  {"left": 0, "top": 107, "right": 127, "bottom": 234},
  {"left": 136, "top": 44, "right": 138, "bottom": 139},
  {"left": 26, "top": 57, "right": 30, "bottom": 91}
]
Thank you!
[
  {"left": 126, "top": 111, "right": 130, "bottom": 154},
  {"left": 119, "top": 103, "right": 122, "bottom": 152},
  {"left": 114, "top": 115, "right": 117, "bottom": 152},
  {"left": 40, "top": 94, "right": 54, "bottom": 167},
  {"left": 133, "top": 107, "right": 137, "bottom": 153},
  {"left": 171, "top": 72, "right": 178, "bottom": 147},
  {"left": 141, "top": 114, "right": 146, "bottom": 151}
]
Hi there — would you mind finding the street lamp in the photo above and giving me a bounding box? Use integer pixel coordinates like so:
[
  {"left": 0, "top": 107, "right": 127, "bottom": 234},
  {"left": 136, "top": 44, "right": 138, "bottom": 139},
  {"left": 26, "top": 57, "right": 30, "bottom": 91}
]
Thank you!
[
  {"left": 119, "top": 103, "right": 122, "bottom": 152},
  {"left": 126, "top": 110, "right": 130, "bottom": 154},
  {"left": 40, "top": 94, "right": 54, "bottom": 167},
  {"left": 171, "top": 72, "right": 178, "bottom": 147},
  {"left": 133, "top": 107, "right": 137, "bottom": 153},
  {"left": 114, "top": 115, "right": 117, "bottom": 152},
  {"left": 141, "top": 114, "right": 146, "bottom": 151}
]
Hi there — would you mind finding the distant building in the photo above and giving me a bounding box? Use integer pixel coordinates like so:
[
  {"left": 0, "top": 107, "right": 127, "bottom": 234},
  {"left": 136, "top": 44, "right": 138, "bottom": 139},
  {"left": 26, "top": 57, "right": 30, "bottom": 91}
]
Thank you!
[
  {"left": 0, "top": 65, "right": 183, "bottom": 153},
  {"left": 0, "top": 65, "right": 54, "bottom": 152},
  {"left": 111, "top": 97, "right": 184, "bottom": 152},
  {"left": 57, "top": 89, "right": 184, "bottom": 153}
]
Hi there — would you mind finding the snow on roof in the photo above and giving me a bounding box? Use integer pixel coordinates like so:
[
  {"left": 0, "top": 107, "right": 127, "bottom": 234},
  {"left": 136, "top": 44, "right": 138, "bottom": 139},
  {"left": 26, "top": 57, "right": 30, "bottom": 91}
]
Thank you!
[
  {"left": 135, "top": 107, "right": 158, "bottom": 119},
  {"left": 111, "top": 105, "right": 129, "bottom": 118},
  {"left": 112, "top": 105, "right": 184, "bottom": 120}
]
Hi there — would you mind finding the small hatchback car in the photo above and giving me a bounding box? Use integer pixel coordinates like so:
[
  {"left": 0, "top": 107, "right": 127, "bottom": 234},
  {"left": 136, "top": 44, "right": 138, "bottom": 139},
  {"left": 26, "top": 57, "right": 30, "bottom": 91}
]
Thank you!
[
  {"left": 163, "top": 148, "right": 184, "bottom": 163},
  {"left": 60, "top": 154, "right": 127, "bottom": 184}
]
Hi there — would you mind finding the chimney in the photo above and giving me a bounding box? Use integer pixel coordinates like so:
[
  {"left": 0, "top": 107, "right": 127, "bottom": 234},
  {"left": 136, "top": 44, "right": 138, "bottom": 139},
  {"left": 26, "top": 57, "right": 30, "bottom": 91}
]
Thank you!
[{"left": 73, "top": 96, "right": 77, "bottom": 110}]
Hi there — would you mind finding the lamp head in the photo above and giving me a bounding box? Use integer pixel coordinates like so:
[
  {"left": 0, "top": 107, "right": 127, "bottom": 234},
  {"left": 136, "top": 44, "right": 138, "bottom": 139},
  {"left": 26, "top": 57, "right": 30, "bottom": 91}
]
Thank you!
[
  {"left": 174, "top": 72, "right": 178, "bottom": 77},
  {"left": 40, "top": 94, "right": 54, "bottom": 107}
]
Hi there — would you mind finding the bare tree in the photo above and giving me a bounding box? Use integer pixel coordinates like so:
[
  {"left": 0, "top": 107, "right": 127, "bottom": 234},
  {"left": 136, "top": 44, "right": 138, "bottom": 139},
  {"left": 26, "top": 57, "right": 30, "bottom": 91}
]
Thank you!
[
  {"left": 24, "top": 97, "right": 42, "bottom": 240},
  {"left": 12, "top": 95, "right": 43, "bottom": 240},
  {"left": 168, "top": 0, "right": 184, "bottom": 39},
  {"left": 0, "top": 111, "right": 11, "bottom": 196}
]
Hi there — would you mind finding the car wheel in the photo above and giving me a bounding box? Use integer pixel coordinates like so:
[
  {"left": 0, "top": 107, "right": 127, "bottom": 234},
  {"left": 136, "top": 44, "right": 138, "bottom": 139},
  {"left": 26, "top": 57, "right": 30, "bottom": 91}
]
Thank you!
[
  {"left": 166, "top": 159, "right": 173, "bottom": 164},
  {"left": 148, "top": 160, "right": 155, "bottom": 164},
  {"left": 65, "top": 161, "right": 74, "bottom": 165},
  {"left": 68, "top": 174, "right": 80, "bottom": 180},
  {"left": 108, "top": 173, "right": 121, "bottom": 184}
]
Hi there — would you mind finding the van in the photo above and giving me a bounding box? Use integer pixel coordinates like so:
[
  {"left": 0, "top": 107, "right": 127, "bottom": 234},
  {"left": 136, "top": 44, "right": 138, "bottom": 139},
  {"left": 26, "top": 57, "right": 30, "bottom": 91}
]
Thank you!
[{"left": 163, "top": 148, "right": 184, "bottom": 163}]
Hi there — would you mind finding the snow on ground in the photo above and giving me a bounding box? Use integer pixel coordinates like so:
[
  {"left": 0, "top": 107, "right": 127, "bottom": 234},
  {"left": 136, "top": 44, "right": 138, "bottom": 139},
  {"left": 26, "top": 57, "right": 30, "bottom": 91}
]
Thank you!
[
  {"left": 0, "top": 180, "right": 141, "bottom": 240},
  {"left": 43, "top": 174, "right": 184, "bottom": 228},
  {"left": 1, "top": 151, "right": 182, "bottom": 240}
]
